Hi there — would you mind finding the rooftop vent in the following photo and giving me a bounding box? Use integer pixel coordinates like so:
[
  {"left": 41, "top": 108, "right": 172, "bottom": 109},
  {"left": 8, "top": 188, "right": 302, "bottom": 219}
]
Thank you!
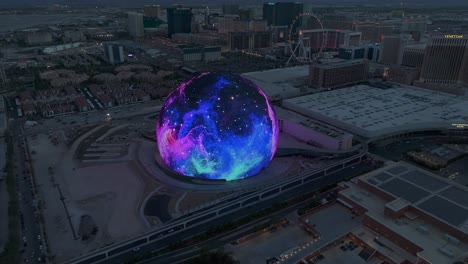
[
  {"left": 438, "top": 247, "right": 454, "bottom": 258},
  {"left": 445, "top": 234, "right": 460, "bottom": 245},
  {"left": 351, "top": 193, "right": 362, "bottom": 201},
  {"left": 417, "top": 225, "right": 430, "bottom": 235}
]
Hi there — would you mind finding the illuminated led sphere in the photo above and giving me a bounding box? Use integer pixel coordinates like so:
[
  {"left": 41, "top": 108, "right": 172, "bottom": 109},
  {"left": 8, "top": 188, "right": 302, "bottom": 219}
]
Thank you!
[{"left": 156, "top": 72, "right": 279, "bottom": 181}]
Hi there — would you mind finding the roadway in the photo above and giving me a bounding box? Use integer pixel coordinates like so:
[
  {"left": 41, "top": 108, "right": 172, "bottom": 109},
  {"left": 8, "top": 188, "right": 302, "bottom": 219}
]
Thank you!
[
  {"left": 22, "top": 100, "right": 161, "bottom": 137},
  {"left": 10, "top": 120, "right": 46, "bottom": 264},
  {"left": 0, "top": 136, "right": 8, "bottom": 254},
  {"left": 137, "top": 192, "right": 331, "bottom": 264},
  {"left": 93, "top": 163, "right": 376, "bottom": 264},
  {"left": 141, "top": 206, "right": 306, "bottom": 264}
]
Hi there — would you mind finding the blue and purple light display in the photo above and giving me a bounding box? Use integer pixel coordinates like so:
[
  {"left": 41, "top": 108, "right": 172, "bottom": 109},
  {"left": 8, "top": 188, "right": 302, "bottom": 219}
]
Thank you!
[{"left": 156, "top": 72, "right": 279, "bottom": 181}]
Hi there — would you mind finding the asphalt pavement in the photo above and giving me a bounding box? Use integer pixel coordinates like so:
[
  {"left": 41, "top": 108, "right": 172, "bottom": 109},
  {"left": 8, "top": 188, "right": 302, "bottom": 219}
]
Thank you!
[
  {"left": 22, "top": 100, "right": 161, "bottom": 137},
  {"left": 0, "top": 140, "right": 8, "bottom": 254},
  {"left": 12, "top": 120, "right": 46, "bottom": 264}
]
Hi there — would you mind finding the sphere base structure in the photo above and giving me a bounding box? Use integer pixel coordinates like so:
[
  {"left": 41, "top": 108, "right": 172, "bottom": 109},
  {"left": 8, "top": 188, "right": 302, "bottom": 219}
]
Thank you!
[
  {"left": 153, "top": 149, "right": 228, "bottom": 184},
  {"left": 136, "top": 139, "right": 297, "bottom": 192}
]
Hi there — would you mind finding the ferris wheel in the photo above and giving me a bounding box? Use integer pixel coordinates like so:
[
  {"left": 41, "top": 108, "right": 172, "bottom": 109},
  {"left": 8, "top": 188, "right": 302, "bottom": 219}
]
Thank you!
[{"left": 286, "top": 12, "right": 326, "bottom": 66}]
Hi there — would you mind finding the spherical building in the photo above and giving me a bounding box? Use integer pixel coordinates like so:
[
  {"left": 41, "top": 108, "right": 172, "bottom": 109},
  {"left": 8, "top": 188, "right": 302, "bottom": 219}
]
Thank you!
[{"left": 156, "top": 72, "right": 279, "bottom": 181}]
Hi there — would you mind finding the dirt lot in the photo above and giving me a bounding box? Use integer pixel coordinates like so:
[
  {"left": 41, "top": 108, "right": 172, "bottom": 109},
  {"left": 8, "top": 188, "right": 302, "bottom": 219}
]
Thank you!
[{"left": 28, "top": 126, "right": 146, "bottom": 263}]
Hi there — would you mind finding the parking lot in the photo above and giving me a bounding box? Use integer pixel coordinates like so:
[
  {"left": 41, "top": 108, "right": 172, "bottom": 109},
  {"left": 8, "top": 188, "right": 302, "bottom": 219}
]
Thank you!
[
  {"left": 370, "top": 136, "right": 468, "bottom": 186},
  {"left": 228, "top": 214, "right": 312, "bottom": 264},
  {"left": 229, "top": 203, "right": 362, "bottom": 264}
]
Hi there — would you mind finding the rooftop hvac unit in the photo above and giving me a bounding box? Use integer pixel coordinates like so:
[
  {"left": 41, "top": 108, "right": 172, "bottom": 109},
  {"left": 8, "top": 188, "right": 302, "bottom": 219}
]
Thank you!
[
  {"left": 438, "top": 247, "right": 454, "bottom": 258},
  {"left": 360, "top": 191, "right": 370, "bottom": 196},
  {"left": 445, "top": 234, "right": 460, "bottom": 245},
  {"left": 350, "top": 193, "right": 362, "bottom": 201},
  {"left": 417, "top": 225, "right": 430, "bottom": 235}
]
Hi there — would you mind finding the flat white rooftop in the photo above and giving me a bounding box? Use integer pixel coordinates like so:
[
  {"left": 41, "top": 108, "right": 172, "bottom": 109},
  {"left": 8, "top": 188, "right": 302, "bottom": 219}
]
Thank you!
[
  {"left": 242, "top": 66, "right": 309, "bottom": 100},
  {"left": 283, "top": 84, "right": 468, "bottom": 138}
]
